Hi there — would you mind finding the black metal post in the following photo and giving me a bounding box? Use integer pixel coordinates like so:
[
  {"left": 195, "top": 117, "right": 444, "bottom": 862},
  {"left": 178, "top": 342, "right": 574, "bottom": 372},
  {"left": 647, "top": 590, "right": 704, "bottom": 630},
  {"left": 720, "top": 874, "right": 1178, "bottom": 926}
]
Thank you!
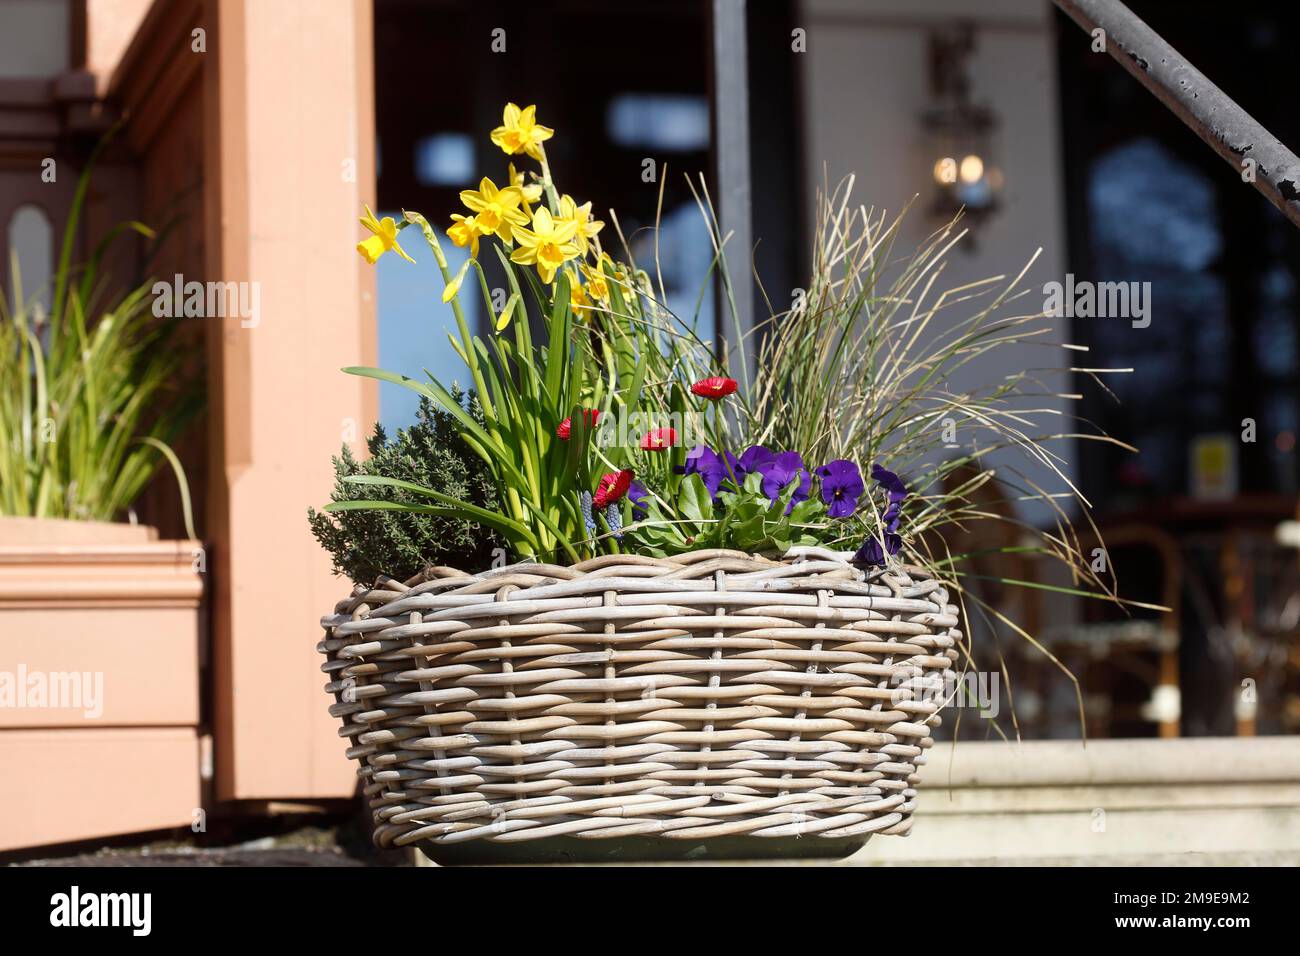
[{"left": 1054, "top": 0, "right": 1300, "bottom": 229}]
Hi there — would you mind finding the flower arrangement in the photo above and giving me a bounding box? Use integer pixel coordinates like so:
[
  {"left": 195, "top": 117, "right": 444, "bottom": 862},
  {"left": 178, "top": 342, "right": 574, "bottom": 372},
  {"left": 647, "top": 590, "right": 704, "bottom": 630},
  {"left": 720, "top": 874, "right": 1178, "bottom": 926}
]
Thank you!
[
  {"left": 330, "top": 102, "right": 1122, "bottom": 646},
  {"left": 332, "top": 104, "right": 924, "bottom": 575},
  {"left": 317, "top": 105, "right": 1140, "bottom": 857}
]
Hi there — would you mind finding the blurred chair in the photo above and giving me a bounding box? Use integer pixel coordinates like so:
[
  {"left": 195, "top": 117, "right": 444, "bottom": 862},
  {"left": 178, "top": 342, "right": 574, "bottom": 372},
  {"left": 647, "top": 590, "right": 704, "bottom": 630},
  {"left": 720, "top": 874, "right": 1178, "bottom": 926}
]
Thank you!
[
  {"left": 1039, "top": 525, "right": 1182, "bottom": 738},
  {"left": 936, "top": 469, "right": 1182, "bottom": 739},
  {"left": 936, "top": 465, "right": 1042, "bottom": 731}
]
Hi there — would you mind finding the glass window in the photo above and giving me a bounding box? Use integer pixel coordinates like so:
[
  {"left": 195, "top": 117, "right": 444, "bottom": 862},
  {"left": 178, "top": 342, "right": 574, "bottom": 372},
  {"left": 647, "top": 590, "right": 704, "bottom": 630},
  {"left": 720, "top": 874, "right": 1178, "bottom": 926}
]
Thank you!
[{"left": 1058, "top": 2, "right": 1300, "bottom": 506}]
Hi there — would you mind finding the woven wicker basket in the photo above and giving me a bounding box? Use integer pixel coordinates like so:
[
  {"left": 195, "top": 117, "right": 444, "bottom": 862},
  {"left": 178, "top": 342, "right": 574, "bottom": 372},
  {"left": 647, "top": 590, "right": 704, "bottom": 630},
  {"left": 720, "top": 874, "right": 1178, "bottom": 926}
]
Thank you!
[{"left": 318, "top": 546, "right": 960, "bottom": 863}]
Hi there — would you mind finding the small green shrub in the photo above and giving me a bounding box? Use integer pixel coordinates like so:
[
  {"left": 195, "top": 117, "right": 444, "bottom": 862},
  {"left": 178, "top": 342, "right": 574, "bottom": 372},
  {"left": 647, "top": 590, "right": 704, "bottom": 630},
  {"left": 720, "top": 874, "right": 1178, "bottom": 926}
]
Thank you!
[{"left": 308, "top": 392, "right": 503, "bottom": 585}]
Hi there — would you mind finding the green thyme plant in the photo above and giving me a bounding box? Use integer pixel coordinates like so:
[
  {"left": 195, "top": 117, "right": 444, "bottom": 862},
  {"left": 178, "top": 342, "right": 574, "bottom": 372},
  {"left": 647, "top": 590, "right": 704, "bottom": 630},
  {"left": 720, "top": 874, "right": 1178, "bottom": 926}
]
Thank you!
[{"left": 308, "top": 393, "right": 504, "bottom": 584}]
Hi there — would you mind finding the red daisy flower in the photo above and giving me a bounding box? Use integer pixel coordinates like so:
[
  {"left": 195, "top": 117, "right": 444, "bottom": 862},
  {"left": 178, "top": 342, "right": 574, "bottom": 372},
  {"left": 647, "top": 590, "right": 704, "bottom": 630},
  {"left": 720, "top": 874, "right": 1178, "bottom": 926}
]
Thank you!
[
  {"left": 639, "top": 427, "right": 678, "bottom": 451},
  {"left": 593, "top": 468, "right": 634, "bottom": 508},
  {"left": 556, "top": 408, "right": 600, "bottom": 440},
  {"left": 690, "top": 376, "right": 738, "bottom": 400}
]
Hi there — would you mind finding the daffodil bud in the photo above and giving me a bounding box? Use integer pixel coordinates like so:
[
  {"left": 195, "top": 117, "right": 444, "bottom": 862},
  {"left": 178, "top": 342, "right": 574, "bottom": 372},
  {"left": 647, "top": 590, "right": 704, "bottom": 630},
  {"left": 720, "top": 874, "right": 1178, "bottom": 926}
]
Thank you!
[{"left": 442, "top": 258, "right": 473, "bottom": 303}]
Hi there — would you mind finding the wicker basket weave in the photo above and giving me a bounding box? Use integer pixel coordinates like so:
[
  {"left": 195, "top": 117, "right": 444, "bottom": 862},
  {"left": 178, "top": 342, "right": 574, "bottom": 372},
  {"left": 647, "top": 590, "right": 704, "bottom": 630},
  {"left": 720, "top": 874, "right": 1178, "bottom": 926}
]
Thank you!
[{"left": 318, "top": 546, "right": 960, "bottom": 859}]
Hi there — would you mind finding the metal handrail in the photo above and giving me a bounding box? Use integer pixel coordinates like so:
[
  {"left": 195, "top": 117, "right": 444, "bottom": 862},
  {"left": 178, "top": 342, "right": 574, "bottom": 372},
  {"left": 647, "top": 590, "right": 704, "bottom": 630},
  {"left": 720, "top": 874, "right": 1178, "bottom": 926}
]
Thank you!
[{"left": 1054, "top": 0, "right": 1300, "bottom": 229}]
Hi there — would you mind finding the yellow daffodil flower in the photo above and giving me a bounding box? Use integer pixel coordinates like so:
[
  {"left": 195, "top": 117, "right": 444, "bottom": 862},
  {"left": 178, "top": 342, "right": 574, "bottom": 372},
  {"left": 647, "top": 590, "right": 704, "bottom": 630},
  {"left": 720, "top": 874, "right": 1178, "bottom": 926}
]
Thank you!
[
  {"left": 557, "top": 194, "right": 605, "bottom": 255},
  {"left": 490, "top": 103, "right": 554, "bottom": 161},
  {"left": 459, "top": 177, "right": 529, "bottom": 244},
  {"left": 509, "top": 162, "right": 544, "bottom": 213},
  {"left": 356, "top": 205, "right": 415, "bottom": 265},
  {"left": 598, "top": 251, "right": 627, "bottom": 284},
  {"left": 579, "top": 258, "right": 612, "bottom": 305},
  {"left": 510, "top": 206, "right": 580, "bottom": 284},
  {"left": 447, "top": 213, "right": 483, "bottom": 258},
  {"left": 568, "top": 271, "right": 594, "bottom": 318}
]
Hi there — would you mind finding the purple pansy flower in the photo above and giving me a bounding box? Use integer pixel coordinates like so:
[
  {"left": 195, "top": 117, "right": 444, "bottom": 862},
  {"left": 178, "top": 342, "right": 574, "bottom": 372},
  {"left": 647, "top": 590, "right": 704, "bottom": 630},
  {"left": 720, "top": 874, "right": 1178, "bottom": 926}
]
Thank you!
[
  {"left": 757, "top": 451, "right": 811, "bottom": 514},
  {"left": 872, "top": 464, "right": 908, "bottom": 506},
  {"left": 873, "top": 463, "right": 907, "bottom": 533},
  {"left": 681, "top": 444, "right": 740, "bottom": 500},
  {"left": 628, "top": 480, "right": 650, "bottom": 520},
  {"left": 853, "top": 533, "right": 902, "bottom": 567},
  {"left": 737, "top": 444, "right": 776, "bottom": 477},
  {"left": 814, "top": 459, "right": 865, "bottom": 518},
  {"left": 853, "top": 463, "right": 909, "bottom": 567}
]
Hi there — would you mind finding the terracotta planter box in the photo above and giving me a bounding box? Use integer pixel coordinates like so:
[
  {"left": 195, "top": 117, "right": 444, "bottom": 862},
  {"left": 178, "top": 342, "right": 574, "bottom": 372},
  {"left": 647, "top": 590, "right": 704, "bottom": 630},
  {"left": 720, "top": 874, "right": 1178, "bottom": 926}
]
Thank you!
[{"left": 0, "top": 518, "right": 205, "bottom": 852}]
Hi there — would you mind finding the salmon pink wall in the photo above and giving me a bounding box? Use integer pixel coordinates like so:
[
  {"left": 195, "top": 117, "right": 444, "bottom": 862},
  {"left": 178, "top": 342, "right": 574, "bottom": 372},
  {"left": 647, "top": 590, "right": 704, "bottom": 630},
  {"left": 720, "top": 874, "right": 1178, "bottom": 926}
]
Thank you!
[{"left": 101, "top": 0, "right": 377, "bottom": 802}]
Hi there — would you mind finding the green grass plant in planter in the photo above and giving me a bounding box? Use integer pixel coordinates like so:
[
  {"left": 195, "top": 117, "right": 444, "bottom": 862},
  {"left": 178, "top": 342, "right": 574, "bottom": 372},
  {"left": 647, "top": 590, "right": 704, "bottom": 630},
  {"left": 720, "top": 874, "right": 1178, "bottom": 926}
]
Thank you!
[{"left": 0, "top": 147, "right": 199, "bottom": 536}]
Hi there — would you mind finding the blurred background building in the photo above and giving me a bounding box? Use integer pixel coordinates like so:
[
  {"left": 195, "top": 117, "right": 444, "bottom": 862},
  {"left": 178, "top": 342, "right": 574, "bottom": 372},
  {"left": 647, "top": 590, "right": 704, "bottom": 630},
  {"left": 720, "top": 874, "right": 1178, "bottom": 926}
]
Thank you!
[{"left": 1, "top": 0, "right": 1297, "bottom": 862}]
